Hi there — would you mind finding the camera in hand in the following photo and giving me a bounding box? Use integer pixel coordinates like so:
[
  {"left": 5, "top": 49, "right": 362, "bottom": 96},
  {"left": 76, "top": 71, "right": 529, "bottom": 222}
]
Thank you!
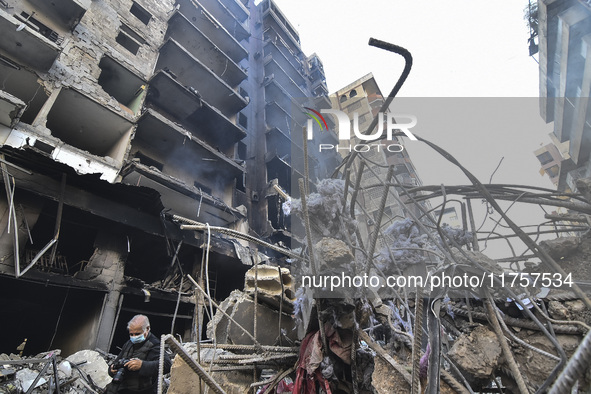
[{"left": 112, "top": 358, "right": 131, "bottom": 383}]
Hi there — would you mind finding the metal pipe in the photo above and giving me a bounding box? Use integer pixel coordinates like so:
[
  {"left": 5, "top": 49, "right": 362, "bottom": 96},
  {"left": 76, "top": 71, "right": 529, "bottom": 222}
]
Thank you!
[
  {"left": 49, "top": 173, "right": 66, "bottom": 266},
  {"left": 2, "top": 159, "right": 20, "bottom": 277}
]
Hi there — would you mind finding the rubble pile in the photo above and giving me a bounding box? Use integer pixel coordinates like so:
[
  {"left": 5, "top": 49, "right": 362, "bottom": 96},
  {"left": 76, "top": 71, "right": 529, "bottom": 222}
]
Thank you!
[
  {"left": 163, "top": 171, "right": 591, "bottom": 393},
  {"left": 0, "top": 350, "right": 113, "bottom": 393}
]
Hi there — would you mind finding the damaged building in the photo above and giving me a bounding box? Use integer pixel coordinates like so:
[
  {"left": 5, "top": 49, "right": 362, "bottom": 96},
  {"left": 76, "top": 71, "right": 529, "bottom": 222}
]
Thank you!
[
  {"left": 0, "top": 0, "right": 335, "bottom": 358},
  {"left": 537, "top": 0, "right": 591, "bottom": 192},
  {"left": 3, "top": 0, "right": 591, "bottom": 393}
]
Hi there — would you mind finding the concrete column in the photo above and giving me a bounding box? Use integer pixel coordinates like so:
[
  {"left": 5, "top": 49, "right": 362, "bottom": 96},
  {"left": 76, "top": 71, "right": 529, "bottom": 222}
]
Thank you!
[
  {"left": 31, "top": 87, "right": 61, "bottom": 130},
  {"left": 89, "top": 230, "right": 128, "bottom": 351}
]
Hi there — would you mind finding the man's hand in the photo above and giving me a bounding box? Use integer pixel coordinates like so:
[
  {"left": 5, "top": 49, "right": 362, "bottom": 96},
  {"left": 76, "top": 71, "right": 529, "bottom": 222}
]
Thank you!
[{"left": 124, "top": 358, "right": 143, "bottom": 371}]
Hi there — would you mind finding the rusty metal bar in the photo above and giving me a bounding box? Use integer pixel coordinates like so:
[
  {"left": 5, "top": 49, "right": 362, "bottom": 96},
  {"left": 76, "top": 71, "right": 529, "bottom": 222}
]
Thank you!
[
  {"left": 366, "top": 166, "right": 394, "bottom": 273},
  {"left": 198, "top": 343, "right": 298, "bottom": 352},
  {"left": 485, "top": 298, "right": 529, "bottom": 394},
  {"left": 411, "top": 289, "right": 424, "bottom": 394}
]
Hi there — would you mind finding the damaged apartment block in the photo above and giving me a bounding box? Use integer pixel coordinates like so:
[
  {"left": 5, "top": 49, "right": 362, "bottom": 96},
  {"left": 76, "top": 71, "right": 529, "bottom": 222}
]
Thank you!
[{"left": 0, "top": 0, "right": 336, "bottom": 366}]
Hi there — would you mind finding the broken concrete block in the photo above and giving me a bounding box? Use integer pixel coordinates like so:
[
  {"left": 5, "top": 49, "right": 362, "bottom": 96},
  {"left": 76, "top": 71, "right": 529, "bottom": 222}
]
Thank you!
[
  {"left": 167, "top": 354, "right": 252, "bottom": 394},
  {"left": 372, "top": 356, "right": 410, "bottom": 394},
  {"left": 448, "top": 325, "right": 501, "bottom": 381},
  {"left": 244, "top": 264, "right": 295, "bottom": 312},
  {"left": 167, "top": 356, "right": 201, "bottom": 394},
  {"left": 512, "top": 333, "right": 581, "bottom": 387},
  {"left": 565, "top": 299, "right": 587, "bottom": 314},
  {"left": 66, "top": 349, "right": 112, "bottom": 390},
  {"left": 316, "top": 238, "right": 354, "bottom": 268},
  {"left": 540, "top": 236, "right": 581, "bottom": 259},
  {"left": 207, "top": 290, "right": 297, "bottom": 346},
  {"left": 548, "top": 300, "right": 569, "bottom": 320},
  {"left": 15, "top": 368, "right": 46, "bottom": 392}
]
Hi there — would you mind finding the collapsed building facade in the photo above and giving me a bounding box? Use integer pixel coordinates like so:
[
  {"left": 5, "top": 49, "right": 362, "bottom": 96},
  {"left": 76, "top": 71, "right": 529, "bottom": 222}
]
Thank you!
[{"left": 0, "top": 0, "right": 337, "bottom": 357}]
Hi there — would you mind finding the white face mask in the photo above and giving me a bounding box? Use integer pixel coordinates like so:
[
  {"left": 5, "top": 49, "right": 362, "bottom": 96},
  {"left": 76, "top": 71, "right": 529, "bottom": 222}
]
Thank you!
[{"left": 129, "top": 329, "right": 147, "bottom": 344}]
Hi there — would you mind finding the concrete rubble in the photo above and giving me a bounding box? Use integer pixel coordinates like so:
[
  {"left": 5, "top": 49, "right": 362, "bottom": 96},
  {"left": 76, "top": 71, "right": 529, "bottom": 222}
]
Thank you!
[
  {"left": 0, "top": 349, "right": 114, "bottom": 393},
  {"left": 156, "top": 170, "right": 591, "bottom": 393},
  {"left": 3, "top": 178, "right": 591, "bottom": 394}
]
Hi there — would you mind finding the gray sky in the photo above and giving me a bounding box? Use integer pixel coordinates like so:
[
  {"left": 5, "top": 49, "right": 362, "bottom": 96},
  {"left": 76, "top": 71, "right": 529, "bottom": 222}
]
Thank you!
[
  {"left": 272, "top": 0, "right": 541, "bottom": 97},
  {"left": 271, "top": 0, "right": 558, "bottom": 258}
]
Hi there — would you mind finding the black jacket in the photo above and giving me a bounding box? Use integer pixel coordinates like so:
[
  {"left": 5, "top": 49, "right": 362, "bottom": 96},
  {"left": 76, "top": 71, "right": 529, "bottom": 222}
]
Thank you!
[{"left": 108, "top": 332, "right": 172, "bottom": 393}]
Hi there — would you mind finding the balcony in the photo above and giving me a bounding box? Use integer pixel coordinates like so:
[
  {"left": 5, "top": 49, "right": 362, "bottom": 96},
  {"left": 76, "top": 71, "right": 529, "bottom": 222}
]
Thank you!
[
  {"left": 265, "top": 127, "right": 292, "bottom": 160},
  {"left": 155, "top": 39, "right": 248, "bottom": 117},
  {"left": 265, "top": 100, "right": 305, "bottom": 138},
  {"left": 312, "top": 94, "right": 332, "bottom": 110},
  {"left": 199, "top": 0, "right": 248, "bottom": 24},
  {"left": 135, "top": 109, "right": 245, "bottom": 180},
  {"left": 45, "top": 87, "right": 134, "bottom": 164},
  {"left": 146, "top": 71, "right": 246, "bottom": 149},
  {"left": 97, "top": 55, "right": 145, "bottom": 114},
  {"left": 264, "top": 61, "right": 308, "bottom": 103},
  {"left": 120, "top": 161, "right": 243, "bottom": 227},
  {"left": 0, "top": 9, "right": 60, "bottom": 71},
  {"left": 0, "top": 61, "right": 49, "bottom": 124},
  {"left": 0, "top": 90, "right": 26, "bottom": 128},
  {"left": 166, "top": 12, "right": 247, "bottom": 87},
  {"left": 25, "top": 0, "right": 90, "bottom": 30},
  {"left": 265, "top": 126, "right": 314, "bottom": 168},
  {"left": 198, "top": 0, "right": 249, "bottom": 39},
  {"left": 317, "top": 128, "right": 339, "bottom": 146},
  {"left": 310, "top": 78, "right": 329, "bottom": 97},
  {"left": 263, "top": 37, "right": 306, "bottom": 86},
  {"left": 264, "top": 153, "right": 311, "bottom": 198},
  {"left": 174, "top": 2, "right": 247, "bottom": 63},
  {"left": 264, "top": 11, "right": 302, "bottom": 53},
  {"left": 264, "top": 78, "right": 309, "bottom": 125},
  {"left": 262, "top": 8, "right": 300, "bottom": 54},
  {"left": 176, "top": 0, "right": 248, "bottom": 44}
]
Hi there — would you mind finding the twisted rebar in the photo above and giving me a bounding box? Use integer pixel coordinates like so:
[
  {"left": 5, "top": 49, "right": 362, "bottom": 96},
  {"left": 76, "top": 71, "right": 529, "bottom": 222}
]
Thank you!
[
  {"left": 448, "top": 305, "right": 585, "bottom": 334},
  {"left": 411, "top": 290, "right": 424, "bottom": 394},
  {"left": 549, "top": 329, "right": 591, "bottom": 393},
  {"left": 486, "top": 298, "right": 530, "bottom": 394}
]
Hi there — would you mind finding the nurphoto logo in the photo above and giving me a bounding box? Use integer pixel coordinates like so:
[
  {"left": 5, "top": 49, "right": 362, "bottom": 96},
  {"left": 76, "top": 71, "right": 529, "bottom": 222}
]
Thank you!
[{"left": 304, "top": 108, "right": 418, "bottom": 153}]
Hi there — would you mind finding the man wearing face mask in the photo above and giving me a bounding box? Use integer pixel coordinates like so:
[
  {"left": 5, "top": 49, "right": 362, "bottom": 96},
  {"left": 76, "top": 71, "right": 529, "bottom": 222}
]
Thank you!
[{"left": 105, "top": 315, "right": 171, "bottom": 394}]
